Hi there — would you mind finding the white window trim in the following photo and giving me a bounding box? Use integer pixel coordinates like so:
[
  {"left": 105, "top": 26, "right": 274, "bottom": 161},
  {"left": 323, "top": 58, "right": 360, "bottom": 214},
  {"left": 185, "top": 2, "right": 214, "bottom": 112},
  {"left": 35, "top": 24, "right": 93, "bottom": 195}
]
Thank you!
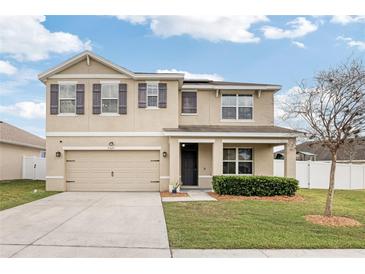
[
  {"left": 221, "top": 94, "right": 254, "bottom": 121},
  {"left": 181, "top": 90, "right": 198, "bottom": 115},
  {"left": 58, "top": 83, "right": 76, "bottom": 115},
  {"left": 223, "top": 147, "right": 254, "bottom": 175},
  {"left": 100, "top": 83, "right": 119, "bottom": 114},
  {"left": 146, "top": 81, "right": 159, "bottom": 108}
]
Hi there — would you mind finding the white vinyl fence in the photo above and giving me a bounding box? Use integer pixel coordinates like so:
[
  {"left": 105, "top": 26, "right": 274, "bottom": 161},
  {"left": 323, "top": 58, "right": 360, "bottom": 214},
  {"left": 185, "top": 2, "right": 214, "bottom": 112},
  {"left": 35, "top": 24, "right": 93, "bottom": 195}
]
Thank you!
[
  {"left": 274, "top": 160, "right": 365, "bottom": 190},
  {"left": 22, "top": 156, "right": 46, "bottom": 180}
]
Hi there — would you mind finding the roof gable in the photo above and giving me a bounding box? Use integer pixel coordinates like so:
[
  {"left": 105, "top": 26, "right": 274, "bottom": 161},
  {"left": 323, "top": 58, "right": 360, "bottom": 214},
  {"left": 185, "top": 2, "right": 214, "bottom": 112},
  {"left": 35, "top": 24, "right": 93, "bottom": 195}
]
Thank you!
[{"left": 38, "top": 51, "right": 135, "bottom": 81}]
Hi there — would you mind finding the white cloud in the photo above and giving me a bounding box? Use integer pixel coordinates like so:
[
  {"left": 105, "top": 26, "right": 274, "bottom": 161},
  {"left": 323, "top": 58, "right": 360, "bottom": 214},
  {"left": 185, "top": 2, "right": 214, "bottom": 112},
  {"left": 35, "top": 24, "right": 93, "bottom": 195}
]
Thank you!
[
  {"left": 0, "top": 68, "right": 38, "bottom": 95},
  {"left": 156, "top": 69, "right": 223, "bottom": 81},
  {"left": 337, "top": 36, "right": 365, "bottom": 51},
  {"left": 0, "top": 60, "right": 17, "bottom": 75},
  {"left": 0, "top": 16, "right": 91, "bottom": 61},
  {"left": 262, "top": 17, "right": 317, "bottom": 39},
  {"left": 274, "top": 86, "right": 306, "bottom": 129},
  {"left": 116, "top": 15, "right": 149, "bottom": 24},
  {"left": 331, "top": 16, "right": 365, "bottom": 25},
  {"left": 292, "top": 41, "right": 306, "bottom": 48},
  {"left": 0, "top": 101, "right": 45, "bottom": 119},
  {"left": 117, "top": 16, "right": 268, "bottom": 43}
]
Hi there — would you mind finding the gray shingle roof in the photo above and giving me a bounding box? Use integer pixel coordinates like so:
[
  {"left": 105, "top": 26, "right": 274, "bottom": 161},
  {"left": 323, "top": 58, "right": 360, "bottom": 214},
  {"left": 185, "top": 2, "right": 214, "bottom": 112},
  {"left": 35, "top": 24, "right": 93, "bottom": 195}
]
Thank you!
[
  {"left": 164, "top": 125, "right": 300, "bottom": 134},
  {"left": 0, "top": 121, "right": 45, "bottom": 149}
]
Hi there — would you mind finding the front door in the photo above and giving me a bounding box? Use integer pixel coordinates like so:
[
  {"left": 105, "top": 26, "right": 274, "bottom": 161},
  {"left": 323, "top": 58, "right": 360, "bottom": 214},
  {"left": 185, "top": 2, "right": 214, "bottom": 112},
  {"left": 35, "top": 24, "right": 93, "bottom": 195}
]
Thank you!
[{"left": 181, "top": 143, "right": 198, "bottom": 186}]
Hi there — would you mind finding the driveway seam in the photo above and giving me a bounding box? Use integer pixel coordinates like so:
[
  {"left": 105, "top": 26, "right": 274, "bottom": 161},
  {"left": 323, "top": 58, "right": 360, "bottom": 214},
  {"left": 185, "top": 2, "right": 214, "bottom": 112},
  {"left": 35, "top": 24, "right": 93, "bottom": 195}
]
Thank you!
[{"left": 9, "top": 194, "right": 107, "bottom": 258}]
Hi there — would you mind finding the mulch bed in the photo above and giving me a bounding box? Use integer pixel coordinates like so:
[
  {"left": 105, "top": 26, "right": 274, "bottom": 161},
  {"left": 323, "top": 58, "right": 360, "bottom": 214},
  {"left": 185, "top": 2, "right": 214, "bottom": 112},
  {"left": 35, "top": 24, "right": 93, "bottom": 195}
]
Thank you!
[
  {"left": 305, "top": 215, "right": 362, "bottom": 227},
  {"left": 160, "top": 191, "right": 189, "bottom": 198},
  {"left": 208, "top": 192, "right": 304, "bottom": 202}
]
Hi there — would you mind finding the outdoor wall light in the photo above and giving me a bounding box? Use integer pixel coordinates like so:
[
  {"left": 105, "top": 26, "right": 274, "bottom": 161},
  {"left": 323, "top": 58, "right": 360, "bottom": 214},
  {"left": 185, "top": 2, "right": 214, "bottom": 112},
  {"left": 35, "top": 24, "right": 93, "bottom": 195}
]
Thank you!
[
  {"left": 162, "top": 151, "right": 168, "bottom": 158},
  {"left": 55, "top": 151, "right": 62, "bottom": 158},
  {"left": 108, "top": 141, "right": 114, "bottom": 147}
]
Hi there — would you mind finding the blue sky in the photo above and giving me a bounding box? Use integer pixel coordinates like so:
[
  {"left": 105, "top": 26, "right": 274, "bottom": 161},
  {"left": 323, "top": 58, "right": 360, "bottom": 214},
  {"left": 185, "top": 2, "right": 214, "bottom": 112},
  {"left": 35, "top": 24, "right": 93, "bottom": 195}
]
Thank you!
[{"left": 0, "top": 15, "right": 364, "bottom": 137}]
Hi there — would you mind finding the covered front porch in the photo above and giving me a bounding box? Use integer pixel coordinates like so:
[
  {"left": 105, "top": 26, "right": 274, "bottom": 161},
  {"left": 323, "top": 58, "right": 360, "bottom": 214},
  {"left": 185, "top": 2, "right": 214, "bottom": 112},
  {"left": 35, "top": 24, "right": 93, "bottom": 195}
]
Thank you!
[{"left": 167, "top": 136, "right": 296, "bottom": 189}]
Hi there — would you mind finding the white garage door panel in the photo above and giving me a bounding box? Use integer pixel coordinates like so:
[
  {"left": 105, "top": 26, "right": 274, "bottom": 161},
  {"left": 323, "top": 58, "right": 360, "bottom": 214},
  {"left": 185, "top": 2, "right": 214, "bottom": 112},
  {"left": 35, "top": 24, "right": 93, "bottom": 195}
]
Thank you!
[{"left": 66, "top": 150, "right": 160, "bottom": 191}]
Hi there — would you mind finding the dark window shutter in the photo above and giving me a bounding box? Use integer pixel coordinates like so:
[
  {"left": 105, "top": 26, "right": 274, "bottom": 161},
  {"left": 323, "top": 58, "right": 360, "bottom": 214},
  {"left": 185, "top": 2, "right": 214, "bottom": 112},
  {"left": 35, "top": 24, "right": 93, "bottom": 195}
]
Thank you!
[
  {"left": 138, "top": 83, "right": 147, "bottom": 108},
  {"left": 50, "top": 84, "right": 59, "bottom": 115},
  {"left": 158, "top": 83, "right": 167, "bottom": 108},
  {"left": 182, "top": 92, "right": 197, "bottom": 113},
  {"left": 93, "top": 84, "right": 101, "bottom": 114},
  {"left": 76, "top": 84, "right": 85, "bottom": 114},
  {"left": 119, "top": 83, "right": 127, "bottom": 114}
]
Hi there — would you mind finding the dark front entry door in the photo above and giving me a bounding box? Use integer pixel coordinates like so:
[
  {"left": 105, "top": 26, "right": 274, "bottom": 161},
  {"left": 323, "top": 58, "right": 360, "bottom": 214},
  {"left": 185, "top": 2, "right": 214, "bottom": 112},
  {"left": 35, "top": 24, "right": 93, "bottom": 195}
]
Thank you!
[{"left": 181, "top": 143, "right": 198, "bottom": 186}]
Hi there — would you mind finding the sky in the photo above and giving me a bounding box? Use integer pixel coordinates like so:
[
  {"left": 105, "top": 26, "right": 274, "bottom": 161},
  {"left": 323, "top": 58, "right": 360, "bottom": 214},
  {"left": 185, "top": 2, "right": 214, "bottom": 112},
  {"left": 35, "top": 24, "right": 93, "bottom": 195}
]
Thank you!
[{"left": 0, "top": 15, "right": 364, "bottom": 137}]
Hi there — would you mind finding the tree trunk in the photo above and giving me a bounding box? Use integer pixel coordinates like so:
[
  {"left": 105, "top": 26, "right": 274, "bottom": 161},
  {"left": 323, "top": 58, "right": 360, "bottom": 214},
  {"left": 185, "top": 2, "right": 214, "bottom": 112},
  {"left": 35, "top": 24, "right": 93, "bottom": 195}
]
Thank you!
[{"left": 324, "top": 152, "right": 337, "bottom": 217}]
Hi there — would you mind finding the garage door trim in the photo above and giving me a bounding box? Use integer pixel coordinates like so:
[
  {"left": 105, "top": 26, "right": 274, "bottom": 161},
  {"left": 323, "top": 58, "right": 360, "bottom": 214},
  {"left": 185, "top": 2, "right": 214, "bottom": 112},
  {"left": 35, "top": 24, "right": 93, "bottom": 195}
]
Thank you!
[{"left": 63, "top": 146, "right": 161, "bottom": 151}]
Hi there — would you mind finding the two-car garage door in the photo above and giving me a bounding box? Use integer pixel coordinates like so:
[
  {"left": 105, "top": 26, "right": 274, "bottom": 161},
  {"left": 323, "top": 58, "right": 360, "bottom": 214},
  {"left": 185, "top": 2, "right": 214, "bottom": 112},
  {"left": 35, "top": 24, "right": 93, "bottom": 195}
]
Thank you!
[{"left": 66, "top": 150, "right": 160, "bottom": 191}]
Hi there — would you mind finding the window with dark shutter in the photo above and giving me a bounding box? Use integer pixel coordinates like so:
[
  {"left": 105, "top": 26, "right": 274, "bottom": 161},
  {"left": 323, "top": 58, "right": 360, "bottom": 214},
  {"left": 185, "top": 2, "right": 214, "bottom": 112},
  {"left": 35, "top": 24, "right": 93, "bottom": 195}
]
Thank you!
[
  {"left": 50, "top": 84, "right": 59, "bottom": 115},
  {"left": 158, "top": 83, "right": 167, "bottom": 108},
  {"left": 182, "top": 91, "right": 197, "bottom": 114},
  {"left": 119, "top": 83, "right": 127, "bottom": 114},
  {"left": 76, "top": 84, "right": 85, "bottom": 114},
  {"left": 93, "top": 84, "right": 101, "bottom": 114},
  {"left": 138, "top": 83, "right": 147, "bottom": 108}
]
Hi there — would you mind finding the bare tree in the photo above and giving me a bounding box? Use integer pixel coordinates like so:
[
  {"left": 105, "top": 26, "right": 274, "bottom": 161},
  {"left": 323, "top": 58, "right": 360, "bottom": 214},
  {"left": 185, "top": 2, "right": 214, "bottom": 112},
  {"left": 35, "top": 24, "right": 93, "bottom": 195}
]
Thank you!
[
  {"left": 342, "top": 138, "right": 359, "bottom": 163},
  {"left": 283, "top": 58, "right": 365, "bottom": 217}
]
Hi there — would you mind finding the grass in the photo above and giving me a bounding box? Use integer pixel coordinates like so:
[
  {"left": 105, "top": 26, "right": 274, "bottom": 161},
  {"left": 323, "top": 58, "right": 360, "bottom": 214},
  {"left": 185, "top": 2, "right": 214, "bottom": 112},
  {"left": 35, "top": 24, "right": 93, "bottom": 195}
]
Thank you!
[
  {"left": 0, "top": 179, "right": 60, "bottom": 211},
  {"left": 163, "top": 189, "right": 365, "bottom": 249}
]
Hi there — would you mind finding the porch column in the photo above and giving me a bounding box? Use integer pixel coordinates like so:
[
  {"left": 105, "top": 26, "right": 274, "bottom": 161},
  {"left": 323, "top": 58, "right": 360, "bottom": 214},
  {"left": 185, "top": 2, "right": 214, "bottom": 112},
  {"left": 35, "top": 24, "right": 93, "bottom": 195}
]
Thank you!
[
  {"left": 284, "top": 138, "right": 296, "bottom": 178},
  {"left": 169, "top": 137, "right": 180, "bottom": 185},
  {"left": 212, "top": 139, "right": 223, "bottom": 175}
]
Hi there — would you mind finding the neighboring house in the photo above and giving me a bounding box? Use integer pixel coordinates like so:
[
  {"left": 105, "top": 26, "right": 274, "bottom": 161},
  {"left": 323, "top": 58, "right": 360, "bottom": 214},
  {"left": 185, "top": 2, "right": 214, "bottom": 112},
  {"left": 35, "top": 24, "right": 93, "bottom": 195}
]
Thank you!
[
  {"left": 38, "top": 51, "right": 299, "bottom": 192},
  {"left": 0, "top": 121, "right": 46, "bottom": 180},
  {"left": 274, "top": 151, "right": 317, "bottom": 161},
  {"left": 276, "top": 138, "right": 365, "bottom": 163}
]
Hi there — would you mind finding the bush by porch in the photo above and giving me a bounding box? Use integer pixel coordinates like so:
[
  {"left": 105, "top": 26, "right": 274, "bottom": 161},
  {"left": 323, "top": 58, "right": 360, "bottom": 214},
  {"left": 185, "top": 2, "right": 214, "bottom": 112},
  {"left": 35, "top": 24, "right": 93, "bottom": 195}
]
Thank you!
[{"left": 212, "top": 175, "right": 299, "bottom": 196}]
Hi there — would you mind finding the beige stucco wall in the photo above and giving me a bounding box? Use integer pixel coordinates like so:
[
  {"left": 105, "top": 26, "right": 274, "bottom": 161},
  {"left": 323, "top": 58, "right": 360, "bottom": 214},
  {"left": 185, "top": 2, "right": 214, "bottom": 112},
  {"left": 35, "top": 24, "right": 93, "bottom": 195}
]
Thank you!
[
  {"left": 59, "top": 58, "right": 122, "bottom": 75},
  {"left": 179, "top": 90, "right": 275, "bottom": 126},
  {"left": 0, "top": 143, "right": 43, "bottom": 180},
  {"left": 46, "top": 58, "right": 179, "bottom": 133}
]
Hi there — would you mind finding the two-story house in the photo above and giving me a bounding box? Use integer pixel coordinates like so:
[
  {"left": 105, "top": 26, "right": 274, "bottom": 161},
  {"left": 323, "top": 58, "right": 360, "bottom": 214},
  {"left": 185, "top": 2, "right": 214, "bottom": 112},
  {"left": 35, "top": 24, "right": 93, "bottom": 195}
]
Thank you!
[{"left": 39, "top": 51, "right": 298, "bottom": 192}]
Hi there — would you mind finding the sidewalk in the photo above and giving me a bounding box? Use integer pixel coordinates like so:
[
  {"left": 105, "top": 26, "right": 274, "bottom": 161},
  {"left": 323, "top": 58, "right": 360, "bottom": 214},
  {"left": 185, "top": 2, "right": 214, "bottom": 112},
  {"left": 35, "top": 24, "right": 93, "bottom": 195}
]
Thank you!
[
  {"left": 171, "top": 249, "right": 365, "bottom": 258},
  {"left": 161, "top": 190, "right": 216, "bottom": 202}
]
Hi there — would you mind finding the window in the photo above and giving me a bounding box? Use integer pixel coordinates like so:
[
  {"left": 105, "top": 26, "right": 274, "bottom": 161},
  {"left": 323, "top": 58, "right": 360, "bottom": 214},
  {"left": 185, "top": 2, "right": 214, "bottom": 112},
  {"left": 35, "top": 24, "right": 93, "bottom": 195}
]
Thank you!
[
  {"left": 101, "top": 83, "right": 118, "bottom": 113},
  {"left": 223, "top": 148, "right": 253, "bottom": 175},
  {"left": 182, "top": 91, "right": 197, "bottom": 113},
  {"left": 147, "top": 82, "right": 158, "bottom": 107},
  {"left": 221, "top": 94, "right": 253, "bottom": 120},
  {"left": 40, "top": 151, "right": 46, "bottom": 158},
  {"left": 59, "top": 84, "right": 76, "bottom": 114}
]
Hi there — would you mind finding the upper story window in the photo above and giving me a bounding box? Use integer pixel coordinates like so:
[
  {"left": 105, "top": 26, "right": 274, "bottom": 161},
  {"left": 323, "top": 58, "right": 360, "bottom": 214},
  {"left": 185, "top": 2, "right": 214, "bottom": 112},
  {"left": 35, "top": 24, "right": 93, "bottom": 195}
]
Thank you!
[
  {"left": 221, "top": 94, "right": 253, "bottom": 120},
  {"left": 223, "top": 148, "right": 253, "bottom": 175},
  {"left": 182, "top": 91, "right": 197, "bottom": 114},
  {"left": 59, "top": 84, "right": 76, "bottom": 114},
  {"left": 147, "top": 82, "right": 159, "bottom": 108},
  {"left": 101, "top": 83, "right": 118, "bottom": 113}
]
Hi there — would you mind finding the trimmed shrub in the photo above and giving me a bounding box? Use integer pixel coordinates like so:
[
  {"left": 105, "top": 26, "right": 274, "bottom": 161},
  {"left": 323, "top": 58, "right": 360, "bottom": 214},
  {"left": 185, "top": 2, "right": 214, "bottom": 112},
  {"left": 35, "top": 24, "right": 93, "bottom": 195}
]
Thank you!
[{"left": 212, "top": 175, "right": 299, "bottom": 196}]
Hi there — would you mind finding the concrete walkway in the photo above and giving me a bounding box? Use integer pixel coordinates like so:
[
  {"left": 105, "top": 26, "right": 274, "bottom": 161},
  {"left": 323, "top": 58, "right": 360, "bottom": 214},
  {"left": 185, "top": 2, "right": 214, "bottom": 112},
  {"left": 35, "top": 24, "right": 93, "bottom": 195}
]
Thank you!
[
  {"left": 161, "top": 190, "right": 216, "bottom": 202},
  {"left": 0, "top": 192, "right": 170, "bottom": 258},
  {"left": 171, "top": 249, "right": 365, "bottom": 258}
]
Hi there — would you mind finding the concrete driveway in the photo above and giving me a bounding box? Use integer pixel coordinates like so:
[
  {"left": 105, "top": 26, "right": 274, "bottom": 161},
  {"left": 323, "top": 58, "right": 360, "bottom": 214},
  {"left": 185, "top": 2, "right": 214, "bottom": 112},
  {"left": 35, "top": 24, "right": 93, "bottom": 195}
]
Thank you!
[{"left": 0, "top": 192, "right": 170, "bottom": 258}]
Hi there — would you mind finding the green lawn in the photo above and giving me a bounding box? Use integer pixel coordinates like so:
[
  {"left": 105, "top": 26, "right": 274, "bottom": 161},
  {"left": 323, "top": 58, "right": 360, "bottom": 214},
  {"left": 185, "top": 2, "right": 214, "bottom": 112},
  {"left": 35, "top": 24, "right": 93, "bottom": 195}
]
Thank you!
[
  {"left": 163, "top": 189, "right": 365, "bottom": 249},
  {"left": 0, "top": 179, "right": 60, "bottom": 211}
]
